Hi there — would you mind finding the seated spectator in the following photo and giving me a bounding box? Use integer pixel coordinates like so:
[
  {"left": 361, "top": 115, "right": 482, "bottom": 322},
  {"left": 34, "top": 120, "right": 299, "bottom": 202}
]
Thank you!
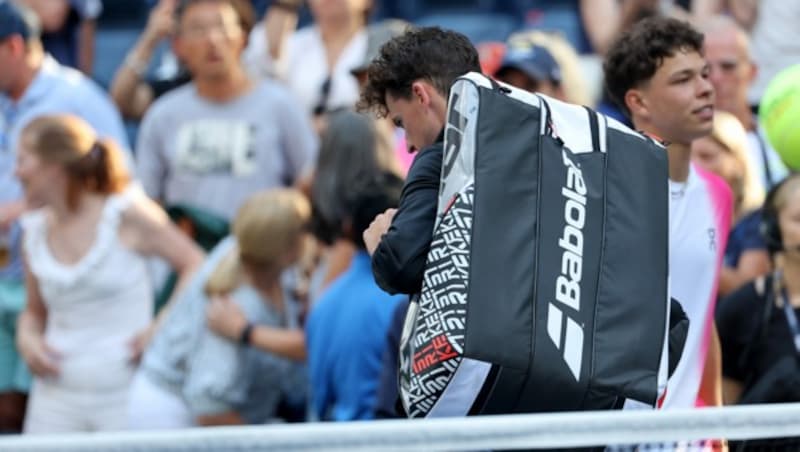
[
  {"left": 718, "top": 173, "right": 800, "bottom": 406},
  {"left": 20, "top": 0, "right": 101, "bottom": 73},
  {"left": 128, "top": 189, "right": 310, "bottom": 429},
  {"left": 305, "top": 169, "right": 405, "bottom": 421},
  {"left": 135, "top": 0, "right": 317, "bottom": 222},
  {"left": 692, "top": 110, "right": 768, "bottom": 296},
  {"left": 15, "top": 114, "right": 202, "bottom": 433},
  {"left": 494, "top": 42, "right": 566, "bottom": 101},
  {"left": 505, "top": 30, "right": 592, "bottom": 106},
  {"left": 0, "top": 2, "right": 129, "bottom": 432}
]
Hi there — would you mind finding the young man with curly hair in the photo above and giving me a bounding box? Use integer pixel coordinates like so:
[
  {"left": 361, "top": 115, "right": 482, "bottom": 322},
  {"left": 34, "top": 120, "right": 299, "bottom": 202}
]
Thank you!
[
  {"left": 604, "top": 16, "right": 731, "bottom": 412},
  {"left": 360, "top": 26, "right": 481, "bottom": 296}
]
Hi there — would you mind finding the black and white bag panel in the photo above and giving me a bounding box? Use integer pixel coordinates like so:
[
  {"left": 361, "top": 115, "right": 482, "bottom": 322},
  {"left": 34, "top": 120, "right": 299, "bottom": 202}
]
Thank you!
[{"left": 399, "top": 75, "right": 492, "bottom": 419}]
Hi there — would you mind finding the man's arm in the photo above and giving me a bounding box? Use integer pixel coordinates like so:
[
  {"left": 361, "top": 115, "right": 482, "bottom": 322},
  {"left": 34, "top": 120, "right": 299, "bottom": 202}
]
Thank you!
[{"left": 367, "top": 147, "right": 441, "bottom": 295}]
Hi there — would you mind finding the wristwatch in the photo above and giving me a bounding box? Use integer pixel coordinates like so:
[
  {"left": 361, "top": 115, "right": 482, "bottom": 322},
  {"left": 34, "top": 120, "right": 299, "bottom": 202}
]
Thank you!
[{"left": 239, "top": 323, "right": 254, "bottom": 346}]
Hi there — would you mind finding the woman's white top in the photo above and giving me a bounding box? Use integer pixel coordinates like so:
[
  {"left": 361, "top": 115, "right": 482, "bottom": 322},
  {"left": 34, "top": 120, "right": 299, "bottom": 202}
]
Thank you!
[{"left": 20, "top": 188, "right": 152, "bottom": 391}]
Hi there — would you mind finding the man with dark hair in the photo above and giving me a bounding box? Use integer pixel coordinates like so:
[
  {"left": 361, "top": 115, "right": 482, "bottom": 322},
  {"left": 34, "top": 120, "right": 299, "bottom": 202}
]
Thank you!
[
  {"left": 604, "top": 16, "right": 730, "bottom": 414},
  {"left": 361, "top": 26, "right": 481, "bottom": 295},
  {"left": 135, "top": 0, "right": 317, "bottom": 222}
]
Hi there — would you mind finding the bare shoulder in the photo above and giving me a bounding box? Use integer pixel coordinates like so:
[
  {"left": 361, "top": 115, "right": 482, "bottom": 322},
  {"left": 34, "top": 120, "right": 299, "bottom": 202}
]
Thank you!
[
  {"left": 118, "top": 189, "right": 171, "bottom": 252},
  {"left": 120, "top": 191, "right": 169, "bottom": 229}
]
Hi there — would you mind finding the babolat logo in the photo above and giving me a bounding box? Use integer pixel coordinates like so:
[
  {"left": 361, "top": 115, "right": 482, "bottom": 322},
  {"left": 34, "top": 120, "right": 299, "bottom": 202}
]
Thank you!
[{"left": 547, "top": 149, "right": 586, "bottom": 381}]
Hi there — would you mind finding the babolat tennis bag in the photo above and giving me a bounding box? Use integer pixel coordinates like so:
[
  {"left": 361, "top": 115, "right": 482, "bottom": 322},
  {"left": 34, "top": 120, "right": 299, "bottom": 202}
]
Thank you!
[{"left": 398, "top": 72, "right": 672, "bottom": 418}]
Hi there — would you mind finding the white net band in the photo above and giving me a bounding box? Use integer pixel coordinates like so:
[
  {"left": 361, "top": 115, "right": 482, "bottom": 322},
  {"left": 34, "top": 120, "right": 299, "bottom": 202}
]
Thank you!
[{"left": 2, "top": 403, "right": 800, "bottom": 451}]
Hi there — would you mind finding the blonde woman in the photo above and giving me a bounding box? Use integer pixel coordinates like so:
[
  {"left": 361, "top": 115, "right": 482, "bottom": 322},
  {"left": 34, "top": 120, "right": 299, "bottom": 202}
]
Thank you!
[
  {"left": 14, "top": 114, "right": 202, "bottom": 433},
  {"left": 128, "top": 189, "right": 309, "bottom": 429},
  {"left": 692, "top": 111, "right": 769, "bottom": 296}
]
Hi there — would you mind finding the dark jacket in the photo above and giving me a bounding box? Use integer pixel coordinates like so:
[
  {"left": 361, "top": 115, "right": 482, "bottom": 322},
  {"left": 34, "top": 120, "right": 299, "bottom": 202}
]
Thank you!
[{"left": 371, "top": 134, "right": 443, "bottom": 295}]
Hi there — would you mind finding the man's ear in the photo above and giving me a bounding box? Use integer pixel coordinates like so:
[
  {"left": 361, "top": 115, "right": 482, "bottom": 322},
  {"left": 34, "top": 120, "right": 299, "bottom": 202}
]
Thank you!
[
  {"left": 747, "top": 60, "right": 758, "bottom": 85},
  {"left": 624, "top": 88, "right": 649, "bottom": 121},
  {"left": 411, "top": 81, "right": 432, "bottom": 108},
  {"left": 6, "top": 35, "right": 27, "bottom": 59}
]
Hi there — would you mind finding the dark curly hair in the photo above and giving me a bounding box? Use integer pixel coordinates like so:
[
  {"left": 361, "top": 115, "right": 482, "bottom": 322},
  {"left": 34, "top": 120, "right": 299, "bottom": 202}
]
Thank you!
[
  {"left": 603, "top": 17, "right": 704, "bottom": 118},
  {"left": 359, "top": 26, "right": 481, "bottom": 117}
]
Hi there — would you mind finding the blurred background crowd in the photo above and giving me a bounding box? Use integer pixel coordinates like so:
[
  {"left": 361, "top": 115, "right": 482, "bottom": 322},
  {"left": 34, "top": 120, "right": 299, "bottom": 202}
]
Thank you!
[{"left": 1, "top": 0, "right": 800, "bottom": 436}]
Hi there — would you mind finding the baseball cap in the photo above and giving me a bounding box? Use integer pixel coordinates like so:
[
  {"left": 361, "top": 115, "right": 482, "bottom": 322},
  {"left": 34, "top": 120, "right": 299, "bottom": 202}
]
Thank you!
[
  {"left": 496, "top": 44, "right": 561, "bottom": 84},
  {"left": 0, "top": 1, "right": 40, "bottom": 41},
  {"left": 351, "top": 19, "right": 409, "bottom": 76}
]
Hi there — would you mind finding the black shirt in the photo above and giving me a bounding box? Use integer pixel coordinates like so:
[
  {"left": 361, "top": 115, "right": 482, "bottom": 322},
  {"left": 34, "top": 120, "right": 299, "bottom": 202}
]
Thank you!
[
  {"left": 717, "top": 274, "right": 800, "bottom": 389},
  {"left": 371, "top": 135, "right": 443, "bottom": 295}
]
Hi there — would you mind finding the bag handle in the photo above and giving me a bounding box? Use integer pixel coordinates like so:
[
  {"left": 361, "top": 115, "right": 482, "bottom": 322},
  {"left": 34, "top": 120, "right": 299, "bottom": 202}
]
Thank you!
[{"left": 583, "top": 106, "right": 603, "bottom": 153}]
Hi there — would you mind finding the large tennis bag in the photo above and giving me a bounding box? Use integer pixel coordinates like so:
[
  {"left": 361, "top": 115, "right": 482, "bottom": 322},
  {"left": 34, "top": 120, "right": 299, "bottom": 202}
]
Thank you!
[{"left": 398, "top": 72, "right": 671, "bottom": 418}]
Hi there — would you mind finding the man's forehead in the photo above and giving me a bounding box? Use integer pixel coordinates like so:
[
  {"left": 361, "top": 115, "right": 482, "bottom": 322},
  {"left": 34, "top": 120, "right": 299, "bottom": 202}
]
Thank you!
[{"left": 660, "top": 50, "right": 706, "bottom": 72}]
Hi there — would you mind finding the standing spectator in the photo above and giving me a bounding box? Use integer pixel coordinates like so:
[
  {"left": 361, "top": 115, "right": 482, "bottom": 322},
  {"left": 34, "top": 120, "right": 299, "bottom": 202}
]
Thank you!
[
  {"left": 111, "top": 0, "right": 297, "bottom": 121},
  {"left": 271, "top": 0, "right": 372, "bottom": 117},
  {"left": 604, "top": 16, "right": 731, "bottom": 411},
  {"left": 135, "top": 0, "right": 317, "bottom": 222},
  {"left": 129, "top": 189, "right": 309, "bottom": 429},
  {"left": 19, "top": 0, "right": 102, "bottom": 74},
  {"left": 0, "top": 1, "right": 128, "bottom": 432},
  {"left": 702, "top": 15, "right": 789, "bottom": 190},
  {"left": 14, "top": 114, "right": 202, "bottom": 433}
]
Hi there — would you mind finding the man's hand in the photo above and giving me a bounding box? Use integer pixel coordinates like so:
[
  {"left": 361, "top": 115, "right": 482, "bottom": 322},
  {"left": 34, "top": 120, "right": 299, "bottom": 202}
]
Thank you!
[
  {"left": 364, "top": 208, "right": 397, "bottom": 256},
  {"left": 143, "top": 0, "right": 176, "bottom": 45}
]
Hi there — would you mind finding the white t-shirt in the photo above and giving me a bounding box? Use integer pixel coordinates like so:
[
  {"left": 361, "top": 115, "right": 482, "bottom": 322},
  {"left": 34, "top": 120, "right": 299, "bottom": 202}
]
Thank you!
[
  {"left": 625, "top": 164, "right": 732, "bottom": 412},
  {"left": 243, "top": 23, "right": 367, "bottom": 115},
  {"left": 661, "top": 165, "right": 732, "bottom": 408}
]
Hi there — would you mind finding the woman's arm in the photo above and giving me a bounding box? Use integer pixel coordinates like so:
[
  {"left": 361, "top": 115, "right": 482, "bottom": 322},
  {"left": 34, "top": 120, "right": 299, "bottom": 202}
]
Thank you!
[
  {"left": 123, "top": 193, "right": 205, "bottom": 358},
  {"left": 16, "top": 260, "right": 60, "bottom": 377},
  {"left": 206, "top": 295, "right": 306, "bottom": 361},
  {"left": 718, "top": 250, "right": 771, "bottom": 297}
]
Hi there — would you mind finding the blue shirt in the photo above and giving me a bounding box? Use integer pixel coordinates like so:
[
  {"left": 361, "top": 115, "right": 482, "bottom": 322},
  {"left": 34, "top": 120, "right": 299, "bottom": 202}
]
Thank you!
[
  {"left": 725, "top": 209, "right": 767, "bottom": 268},
  {"left": 0, "top": 56, "right": 129, "bottom": 282},
  {"left": 306, "top": 251, "right": 405, "bottom": 421}
]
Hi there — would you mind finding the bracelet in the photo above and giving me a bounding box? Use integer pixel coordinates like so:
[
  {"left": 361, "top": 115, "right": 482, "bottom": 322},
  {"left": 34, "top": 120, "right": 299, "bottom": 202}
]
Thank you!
[{"left": 238, "top": 323, "right": 254, "bottom": 346}]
